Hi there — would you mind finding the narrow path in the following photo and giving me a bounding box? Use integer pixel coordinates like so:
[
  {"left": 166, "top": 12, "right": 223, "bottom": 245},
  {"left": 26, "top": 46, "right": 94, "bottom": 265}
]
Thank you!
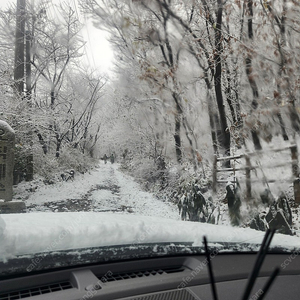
[{"left": 21, "top": 162, "right": 180, "bottom": 220}]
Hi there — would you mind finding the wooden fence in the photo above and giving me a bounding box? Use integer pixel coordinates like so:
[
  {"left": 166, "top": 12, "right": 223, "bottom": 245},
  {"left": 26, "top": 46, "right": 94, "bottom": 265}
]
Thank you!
[{"left": 212, "top": 144, "right": 300, "bottom": 203}]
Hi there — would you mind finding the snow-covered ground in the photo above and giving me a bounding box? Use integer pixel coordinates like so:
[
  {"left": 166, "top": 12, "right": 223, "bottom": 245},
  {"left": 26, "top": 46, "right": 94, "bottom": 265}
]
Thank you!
[
  {"left": 13, "top": 162, "right": 179, "bottom": 219},
  {"left": 0, "top": 161, "right": 299, "bottom": 262}
]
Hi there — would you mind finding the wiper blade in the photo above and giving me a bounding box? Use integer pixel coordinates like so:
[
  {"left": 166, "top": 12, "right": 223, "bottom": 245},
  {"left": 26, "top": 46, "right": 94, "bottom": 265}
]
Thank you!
[
  {"left": 203, "top": 236, "right": 219, "bottom": 300},
  {"left": 203, "top": 230, "right": 280, "bottom": 300},
  {"left": 241, "top": 229, "right": 279, "bottom": 300}
]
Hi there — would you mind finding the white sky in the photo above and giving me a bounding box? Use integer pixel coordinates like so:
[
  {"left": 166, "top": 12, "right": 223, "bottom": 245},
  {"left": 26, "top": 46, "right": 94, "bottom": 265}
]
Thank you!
[{"left": 0, "top": 0, "right": 114, "bottom": 73}]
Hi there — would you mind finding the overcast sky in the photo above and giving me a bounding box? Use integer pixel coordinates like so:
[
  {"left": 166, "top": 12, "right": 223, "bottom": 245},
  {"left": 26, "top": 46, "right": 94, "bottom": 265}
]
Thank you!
[{"left": 0, "top": 0, "right": 114, "bottom": 73}]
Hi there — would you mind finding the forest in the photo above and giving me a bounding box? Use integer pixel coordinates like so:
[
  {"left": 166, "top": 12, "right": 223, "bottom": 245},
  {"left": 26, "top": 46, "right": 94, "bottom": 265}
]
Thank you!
[{"left": 1, "top": 0, "right": 300, "bottom": 231}]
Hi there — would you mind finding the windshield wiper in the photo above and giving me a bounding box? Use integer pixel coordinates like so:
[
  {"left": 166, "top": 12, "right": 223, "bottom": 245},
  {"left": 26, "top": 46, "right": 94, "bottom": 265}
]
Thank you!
[{"left": 203, "top": 229, "right": 280, "bottom": 300}]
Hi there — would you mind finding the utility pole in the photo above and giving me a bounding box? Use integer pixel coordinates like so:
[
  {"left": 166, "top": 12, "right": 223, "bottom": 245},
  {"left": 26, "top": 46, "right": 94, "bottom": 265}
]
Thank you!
[{"left": 14, "top": 0, "right": 26, "bottom": 97}]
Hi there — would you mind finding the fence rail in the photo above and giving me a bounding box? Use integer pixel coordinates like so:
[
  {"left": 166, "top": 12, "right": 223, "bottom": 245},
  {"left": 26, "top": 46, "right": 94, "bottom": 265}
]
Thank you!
[{"left": 212, "top": 144, "right": 300, "bottom": 203}]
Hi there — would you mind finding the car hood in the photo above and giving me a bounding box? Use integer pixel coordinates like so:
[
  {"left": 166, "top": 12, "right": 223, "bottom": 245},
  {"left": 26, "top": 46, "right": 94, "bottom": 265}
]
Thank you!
[{"left": 1, "top": 212, "right": 299, "bottom": 262}]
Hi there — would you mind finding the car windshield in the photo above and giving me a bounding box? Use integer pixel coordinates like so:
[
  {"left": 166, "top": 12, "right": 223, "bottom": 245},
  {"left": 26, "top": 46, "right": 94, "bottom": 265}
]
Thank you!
[{"left": 0, "top": 0, "right": 299, "bottom": 276}]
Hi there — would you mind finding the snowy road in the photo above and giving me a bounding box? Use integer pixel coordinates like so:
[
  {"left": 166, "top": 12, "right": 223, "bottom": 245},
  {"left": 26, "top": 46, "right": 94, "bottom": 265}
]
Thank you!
[{"left": 15, "top": 162, "right": 180, "bottom": 220}]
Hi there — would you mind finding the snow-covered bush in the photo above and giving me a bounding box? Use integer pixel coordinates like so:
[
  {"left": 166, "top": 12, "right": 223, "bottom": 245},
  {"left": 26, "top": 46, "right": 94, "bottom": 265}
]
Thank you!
[
  {"left": 33, "top": 145, "right": 97, "bottom": 184},
  {"left": 57, "top": 146, "right": 97, "bottom": 174},
  {"left": 120, "top": 152, "right": 168, "bottom": 191},
  {"left": 33, "top": 148, "right": 60, "bottom": 184},
  {"left": 13, "top": 143, "right": 30, "bottom": 185}
]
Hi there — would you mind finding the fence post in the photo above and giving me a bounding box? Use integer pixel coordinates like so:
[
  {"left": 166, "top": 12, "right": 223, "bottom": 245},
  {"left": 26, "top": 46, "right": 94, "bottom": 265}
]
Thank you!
[
  {"left": 245, "top": 155, "right": 251, "bottom": 201},
  {"left": 291, "top": 145, "right": 300, "bottom": 204}
]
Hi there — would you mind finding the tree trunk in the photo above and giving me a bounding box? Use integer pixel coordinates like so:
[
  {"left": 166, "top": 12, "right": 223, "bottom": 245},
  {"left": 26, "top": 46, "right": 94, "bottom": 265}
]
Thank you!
[
  {"left": 207, "top": 91, "right": 219, "bottom": 155},
  {"left": 25, "top": 30, "right": 31, "bottom": 100},
  {"left": 245, "top": 0, "right": 262, "bottom": 150},
  {"left": 56, "top": 137, "right": 62, "bottom": 158},
  {"left": 214, "top": 0, "right": 230, "bottom": 160},
  {"left": 233, "top": 64, "right": 244, "bottom": 148},
  {"left": 173, "top": 94, "right": 182, "bottom": 163},
  {"left": 51, "top": 89, "right": 55, "bottom": 108},
  {"left": 25, "top": 30, "right": 33, "bottom": 181},
  {"left": 224, "top": 61, "right": 237, "bottom": 124},
  {"left": 14, "top": 0, "right": 26, "bottom": 96},
  {"left": 36, "top": 131, "right": 48, "bottom": 155}
]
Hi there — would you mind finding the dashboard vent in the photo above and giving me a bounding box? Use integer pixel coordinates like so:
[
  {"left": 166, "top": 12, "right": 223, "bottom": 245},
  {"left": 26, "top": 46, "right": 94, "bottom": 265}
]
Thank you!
[
  {"left": 0, "top": 281, "right": 73, "bottom": 300},
  {"left": 98, "top": 266, "right": 185, "bottom": 283},
  {"left": 129, "top": 289, "right": 199, "bottom": 300}
]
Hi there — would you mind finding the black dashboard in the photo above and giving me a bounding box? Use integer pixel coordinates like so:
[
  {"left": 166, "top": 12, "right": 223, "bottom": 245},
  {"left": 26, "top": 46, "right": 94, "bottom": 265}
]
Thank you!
[{"left": 0, "top": 251, "right": 299, "bottom": 300}]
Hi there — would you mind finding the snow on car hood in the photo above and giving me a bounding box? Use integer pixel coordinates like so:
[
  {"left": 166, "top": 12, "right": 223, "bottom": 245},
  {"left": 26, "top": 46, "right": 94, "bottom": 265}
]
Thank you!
[{"left": 0, "top": 212, "right": 299, "bottom": 261}]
